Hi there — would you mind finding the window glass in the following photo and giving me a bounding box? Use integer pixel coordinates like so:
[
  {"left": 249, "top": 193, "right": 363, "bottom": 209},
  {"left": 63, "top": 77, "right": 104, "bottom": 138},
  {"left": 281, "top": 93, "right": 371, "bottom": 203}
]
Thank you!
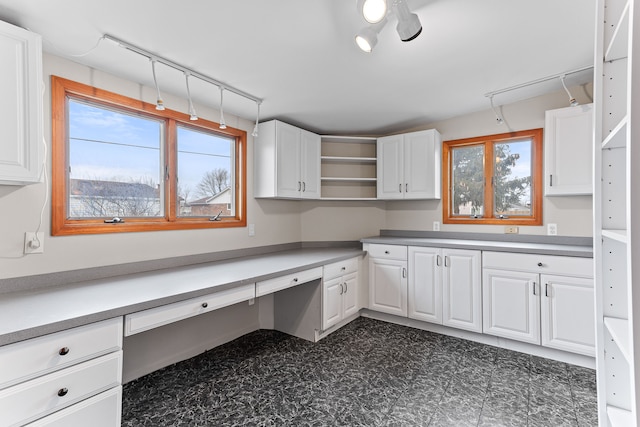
[
  {"left": 176, "top": 125, "right": 235, "bottom": 217},
  {"left": 493, "top": 139, "right": 532, "bottom": 217},
  {"left": 451, "top": 144, "right": 485, "bottom": 217},
  {"left": 68, "top": 99, "right": 164, "bottom": 218}
]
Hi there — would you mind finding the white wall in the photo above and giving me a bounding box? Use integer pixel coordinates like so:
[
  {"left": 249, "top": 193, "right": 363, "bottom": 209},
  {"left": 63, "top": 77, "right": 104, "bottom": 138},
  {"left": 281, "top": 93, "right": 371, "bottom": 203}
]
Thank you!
[{"left": 384, "top": 84, "right": 594, "bottom": 237}]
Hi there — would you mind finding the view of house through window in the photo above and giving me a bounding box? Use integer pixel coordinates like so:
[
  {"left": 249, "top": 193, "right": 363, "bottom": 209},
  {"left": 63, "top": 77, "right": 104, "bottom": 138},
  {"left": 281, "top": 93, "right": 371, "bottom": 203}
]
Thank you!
[
  {"left": 51, "top": 76, "right": 246, "bottom": 235},
  {"left": 443, "top": 129, "right": 542, "bottom": 225}
]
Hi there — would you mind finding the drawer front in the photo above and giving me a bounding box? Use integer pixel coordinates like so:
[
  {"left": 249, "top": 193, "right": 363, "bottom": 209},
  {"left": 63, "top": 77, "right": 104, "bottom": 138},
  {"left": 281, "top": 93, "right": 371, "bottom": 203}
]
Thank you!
[
  {"left": 482, "top": 251, "right": 593, "bottom": 278},
  {"left": 367, "top": 244, "right": 408, "bottom": 260},
  {"left": 323, "top": 257, "right": 359, "bottom": 281},
  {"left": 0, "top": 318, "right": 123, "bottom": 390},
  {"left": 125, "top": 283, "right": 255, "bottom": 336},
  {"left": 0, "top": 351, "right": 122, "bottom": 427},
  {"left": 26, "top": 386, "right": 122, "bottom": 427},
  {"left": 256, "top": 267, "right": 323, "bottom": 297}
]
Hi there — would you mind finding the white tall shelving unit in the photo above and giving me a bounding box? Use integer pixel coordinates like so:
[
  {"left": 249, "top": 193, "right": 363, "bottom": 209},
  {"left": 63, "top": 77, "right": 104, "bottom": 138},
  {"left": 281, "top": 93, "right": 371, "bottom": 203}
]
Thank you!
[{"left": 594, "top": 0, "right": 640, "bottom": 425}]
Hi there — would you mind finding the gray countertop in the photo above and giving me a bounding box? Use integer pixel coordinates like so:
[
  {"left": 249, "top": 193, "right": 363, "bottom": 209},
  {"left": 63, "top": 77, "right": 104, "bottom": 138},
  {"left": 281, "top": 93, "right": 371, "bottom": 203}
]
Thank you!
[
  {"left": 0, "top": 247, "right": 365, "bottom": 346},
  {"left": 361, "top": 234, "right": 593, "bottom": 258}
]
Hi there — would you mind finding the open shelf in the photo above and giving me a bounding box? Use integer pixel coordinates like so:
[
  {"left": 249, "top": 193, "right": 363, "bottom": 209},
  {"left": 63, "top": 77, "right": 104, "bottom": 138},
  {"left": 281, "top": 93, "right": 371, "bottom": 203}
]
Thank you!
[
  {"left": 605, "top": 0, "right": 630, "bottom": 61},
  {"left": 605, "top": 317, "right": 631, "bottom": 363},
  {"left": 320, "top": 135, "right": 377, "bottom": 200},
  {"left": 321, "top": 156, "right": 376, "bottom": 163},
  {"left": 607, "top": 405, "right": 633, "bottom": 427},
  {"left": 321, "top": 177, "right": 376, "bottom": 182}
]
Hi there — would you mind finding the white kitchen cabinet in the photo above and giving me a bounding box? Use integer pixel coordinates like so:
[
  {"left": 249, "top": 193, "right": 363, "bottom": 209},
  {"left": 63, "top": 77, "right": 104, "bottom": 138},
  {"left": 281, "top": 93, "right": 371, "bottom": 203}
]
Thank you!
[
  {"left": 482, "top": 252, "right": 594, "bottom": 356},
  {"left": 0, "top": 318, "right": 123, "bottom": 426},
  {"left": 322, "top": 257, "right": 359, "bottom": 330},
  {"left": 408, "top": 246, "right": 442, "bottom": 323},
  {"left": 544, "top": 104, "right": 594, "bottom": 196},
  {"left": 254, "top": 119, "right": 321, "bottom": 199},
  {"left": 0, "top": 20, "right": 43, "bottom": 185},
  {"left": 368, "top": 245, "right": 408, "bottom": 316},
  {"left": 441, "top": 249, "right": 482, "bottom": 333},
  {"left": 377, "top": 129, "right": 441, "bottom": 200}
]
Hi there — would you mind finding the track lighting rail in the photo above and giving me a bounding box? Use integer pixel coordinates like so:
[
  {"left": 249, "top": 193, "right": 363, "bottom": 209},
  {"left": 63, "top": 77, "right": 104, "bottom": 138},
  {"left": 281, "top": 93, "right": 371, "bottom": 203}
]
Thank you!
[
  {"left": 103, "top": 34, "right": 262, "bottom": 105},
  {"left": 484, "top": 65, "right": 593, "bottom": 98}
]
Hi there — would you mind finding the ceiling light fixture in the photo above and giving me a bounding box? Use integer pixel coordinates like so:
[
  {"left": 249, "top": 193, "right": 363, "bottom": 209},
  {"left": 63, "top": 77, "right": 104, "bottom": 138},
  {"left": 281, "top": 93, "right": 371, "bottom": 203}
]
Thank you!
[
  {"left": 219, "top": 86, "right": 227, "bottom": 129},
  {"left": 184, "top": 72, "right": 198, "bottom": 121},
  {"left": 355, "top": 0, "right": 422, "bottom": 52},
  {"left": 252, "top": 101, "right": 261, "bottom": 138},
  {"left": 560, "top": 75, "right": 579, "bottom": 107},
  {"left": 150, "top": 59, "right": 165, "bottom": 110},
  {"left": 357, "top": 0, "right": 387, "bottom": 24},
  {"left": 489, "top": 95, "right": 504, "bottom": 125}
]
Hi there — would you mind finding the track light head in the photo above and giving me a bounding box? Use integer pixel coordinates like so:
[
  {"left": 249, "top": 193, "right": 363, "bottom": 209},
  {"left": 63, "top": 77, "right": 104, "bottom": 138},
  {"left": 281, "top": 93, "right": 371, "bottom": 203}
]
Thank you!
[
  {"left": 357, "top": 0, "right": 387, "bottom": 24},
  {"left": 394, "top": 0, "right": 422, "bottom": 42},
  {"left": 355, "top": 27, "right": 378, "bottom": 52},
  {"left": 155, "top": 99, "right": 165, "bottom": 111}
]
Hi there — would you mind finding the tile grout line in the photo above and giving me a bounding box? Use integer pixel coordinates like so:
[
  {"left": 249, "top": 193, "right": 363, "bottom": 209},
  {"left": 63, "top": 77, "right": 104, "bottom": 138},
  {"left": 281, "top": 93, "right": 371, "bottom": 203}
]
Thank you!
[{"left": 475, "top": 348, "right": 499, "bottom": 427}]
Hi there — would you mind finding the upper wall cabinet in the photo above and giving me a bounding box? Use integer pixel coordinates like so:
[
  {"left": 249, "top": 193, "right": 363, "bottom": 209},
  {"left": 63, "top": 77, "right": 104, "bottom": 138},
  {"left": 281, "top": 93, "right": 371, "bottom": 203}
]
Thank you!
[
  {"left": 544, "top": 104, "right": 593, "bottom": 196},
  {"left": 0, "top": 21, "right": 43, "bottom": 185},
  {"left": 254, "top": 120, "right": 321, "bottom": 199},
  {"left": 377, "top": 129, "right": 442, "bottom": 200}
]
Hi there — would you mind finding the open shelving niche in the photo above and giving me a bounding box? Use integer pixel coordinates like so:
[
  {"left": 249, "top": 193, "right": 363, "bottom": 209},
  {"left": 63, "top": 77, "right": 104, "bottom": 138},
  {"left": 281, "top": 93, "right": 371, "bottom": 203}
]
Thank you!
[
  {"left": 319, "top": 135, "right": 378, "bottom": 200},
  {"left": 594, "top": 0, "right": 639, "bottom": 425}
]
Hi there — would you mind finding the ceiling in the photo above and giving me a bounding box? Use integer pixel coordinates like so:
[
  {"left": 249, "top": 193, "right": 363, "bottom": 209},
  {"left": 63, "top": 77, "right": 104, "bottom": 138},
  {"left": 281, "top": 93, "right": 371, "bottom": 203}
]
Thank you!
[{"left": 0, "top": 0, "right": 595, "bottom": 135}]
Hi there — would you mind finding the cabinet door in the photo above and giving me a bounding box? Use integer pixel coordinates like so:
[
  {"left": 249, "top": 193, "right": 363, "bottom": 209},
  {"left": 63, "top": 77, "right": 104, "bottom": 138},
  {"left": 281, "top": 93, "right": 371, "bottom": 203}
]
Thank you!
[
  {"left": 482, "top": 269, "right": 540, "bottom": 344},
  {"left": 442, "top": 249, "right": 482, "bottom": 332},
  {"left": 0, "top": 21, "right": 43, "bottom": 185},
  {"left": 342, "top": 272, "right": 359, "bottom": 319},
  {"left": 541, "top": 275, "right": 595, "bottom": 356},
  {"left": 377, "top": 135, "right": 404, "bottom": 199},
  {"left": 323, "top": 276, "right": 343, "bottom": 330},
  {"left": 369, "top": 257, "right": 407, "bottom": 316},
  {"left": 300, "top": 129, "right": 321, "bottom": 199},
  {"left": 544, "top": 104, "right": 593, "bottom": 196},
  {"left": 275, "top": 122, "right": 301, "bottom": 198},
  {"left": 403, "top": 130, "right": 441, "bottom": 199},
  {"left": 408, "top": 246, "right": 442, "bottom": 323}
]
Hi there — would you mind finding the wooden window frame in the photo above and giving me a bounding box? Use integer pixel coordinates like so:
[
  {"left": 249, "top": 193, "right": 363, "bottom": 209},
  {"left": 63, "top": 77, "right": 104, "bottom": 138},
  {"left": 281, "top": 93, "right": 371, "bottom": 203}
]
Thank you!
[
  {"left": 51, "top": 76, "right": 247, "bottom": 235},
  {"left": 442, "top": 128, "right": 543, "bottom": 226}
]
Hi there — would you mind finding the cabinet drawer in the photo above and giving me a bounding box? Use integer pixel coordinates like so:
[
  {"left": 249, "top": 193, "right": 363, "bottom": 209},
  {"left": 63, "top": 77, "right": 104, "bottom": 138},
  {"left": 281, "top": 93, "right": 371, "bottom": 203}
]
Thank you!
[
  {"left": 26, "top": 386, "right": 122, "bottom": 427},
  {"left": 124, "top": 284, "right": 255, "bottom": 336},
  {"left": 323, "top": 257, "right": 359, "bottom": 281},
  {"left": 367, "top": 244, "right": 407, "bottom": 260},
  {"left": 482, "top": 251, "right": 593, "bottom": 278},
  {"left": 0, "top": 351, "right": 122, "bottom": 427},
  {"left": 0, "top": 318, "right": 122, "bottom": 390},
  {"left": 256, "top": 267, "right": 322, "bottom": 297}
]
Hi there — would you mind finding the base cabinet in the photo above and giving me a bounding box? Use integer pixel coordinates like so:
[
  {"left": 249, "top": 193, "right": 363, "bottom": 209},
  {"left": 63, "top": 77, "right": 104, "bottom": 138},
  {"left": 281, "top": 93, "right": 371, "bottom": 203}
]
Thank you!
[
  {"left": 368, "top": 245, "right": 408, "bottom": 317},
  {"left": 323, "top": 257, "right": 359, "bottom": 330},
  {"left": 408, "top": 247, "right": 442, "bottom": 323}
]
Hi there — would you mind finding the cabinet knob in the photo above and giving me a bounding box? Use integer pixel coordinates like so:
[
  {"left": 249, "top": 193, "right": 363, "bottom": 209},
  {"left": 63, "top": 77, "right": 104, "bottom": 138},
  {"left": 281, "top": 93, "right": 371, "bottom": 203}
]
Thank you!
[
  {"left": 341, "top": 266, "right": 346, "bottom": 271},
  {"left": 201, "top": 302, "right": 208, "bottom": 308},
  {"left": 293, "top": 278, "right": 298, "bottom": 282},
  {"left": 537, "top": 262, "right": 543, "bottom": 267},
  {"left": 59, "top": 347, "right": 70, "bottom": 356},
  {"left": 57, "top": 388, "right": 68, "bottom": 397},
  {"left": 384, "top": 250, "right": 390, "bottom": 254}
]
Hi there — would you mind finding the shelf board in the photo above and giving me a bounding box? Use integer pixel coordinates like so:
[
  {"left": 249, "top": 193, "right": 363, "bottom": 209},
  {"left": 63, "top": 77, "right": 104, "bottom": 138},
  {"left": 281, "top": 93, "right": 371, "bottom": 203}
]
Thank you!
[
  {"left": 321, "top": 156, "right": 376, "bottom": 163},
  {"left": 604, "top": 317, "right": 631, "bottom": 364},
  {"left": 321, "top": 177, "right": 377, "bottom": 182},
  {"left": 320, "top": 135, "right": 376, "bottom": 144},
  {"left": 319, "top": 197, "right": 379, "bottom": 201},
  {"left": 602, "top": 229, "right": 628, "bottom": 244},
  {"left": 607, "top": 405, "right": 633, "bottom": 427},
  {"left": 602, "top": 116, "right": 628, "bottom": 149},
  {"left": 605, "top": 0, "right": 630, "bottom": 62}
]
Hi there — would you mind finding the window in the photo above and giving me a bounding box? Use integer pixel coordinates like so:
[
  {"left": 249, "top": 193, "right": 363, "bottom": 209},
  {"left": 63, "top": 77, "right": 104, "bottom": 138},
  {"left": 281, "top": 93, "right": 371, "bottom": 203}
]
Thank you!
[
  {"left": 442, "top": 128, "right": 543, "bottom": 225},
  {"left": 51, "top": 76, "right": 246, "bottom": 235}
]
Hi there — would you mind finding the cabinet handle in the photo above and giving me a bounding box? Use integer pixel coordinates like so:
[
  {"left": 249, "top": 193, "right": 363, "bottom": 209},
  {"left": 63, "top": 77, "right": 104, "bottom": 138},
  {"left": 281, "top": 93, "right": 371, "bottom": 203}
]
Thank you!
[
  {"left": 537, "top": 262, "right": 543, "bottom": 267},
  {"left": 399, "top": 183, "right": 402, "bottom": 193},
  {"left": 344, "top": 282, "right": 348, "bottom": 293},
  {"left": 406, "top": 183, "right": 408, "bottom": 192},
  {"left": 303, "top": 181, "right": 306, "bottom": 192},
  {"left": 59, "top": 347, "right": 70, "bottom": 356},
  {"left": 532, "top": 281, "right": 536, "bottom": 296},
  {"left": 57, "top": 388, "right": 69, "bottom": 397},
  {"left": 444, "top": 256, "right": 449, "bottom": 267},
  {"left": 402, "top": 268, "right": 406, "bottom": 278},
  {"left": 298, "top": 181, "right": 301, "bottom": 191},
  {"left": 549, "top": 174, "right": 553, "bottom": 187},
  {"left": 201, "top": 302, "right": 208, "bottom": 308},
  {"left": 340, "top": 283, "right": 344, "bottom": 295},
  {"left": 436, "top": 255, "right": 441, "bottom": 266},
  {"left": 545, "top": 283, "right": 549, "bottom": 297}
]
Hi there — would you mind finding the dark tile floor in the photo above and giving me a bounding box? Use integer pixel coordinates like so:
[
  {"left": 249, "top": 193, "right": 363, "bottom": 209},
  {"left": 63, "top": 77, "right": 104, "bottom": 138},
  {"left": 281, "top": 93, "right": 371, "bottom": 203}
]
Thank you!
[{"left": 122, "top": 317, "right": 598, "bottom": 426}]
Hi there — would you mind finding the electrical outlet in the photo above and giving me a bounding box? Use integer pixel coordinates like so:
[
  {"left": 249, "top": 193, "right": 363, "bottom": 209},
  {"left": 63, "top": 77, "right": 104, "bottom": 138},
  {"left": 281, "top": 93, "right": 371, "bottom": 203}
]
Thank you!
[
  {"left": 548, "top": 223, "right": 558, "bottom": 235},
  {"left": 504, "top": 226, "right": 519, "bottom": 234},
  {"left": 433, "top": 221, "right": 440, "bottom": 231},
  {"left": 248, "top": 223, "right": 255, "bottom": 237},
  {"left": 24, "top": 232, "right": 44, "bottom": 254}
]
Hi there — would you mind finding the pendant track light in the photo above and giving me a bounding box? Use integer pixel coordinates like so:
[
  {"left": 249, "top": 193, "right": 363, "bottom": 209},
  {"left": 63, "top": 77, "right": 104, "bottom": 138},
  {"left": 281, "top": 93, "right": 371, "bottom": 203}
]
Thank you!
[
  {"left": 357, "top": 0, "right": 387, "bottom": 24},
  {"left": 252, "top": 101, "right": 261, "bottom": 137},
  {"left": 150, "top": 59, "right": 165, "bottom": 110},
  {"left": 354, "top": 0, "right": 421, "bottom": 52},
  {"left": 560, "top": 75, "right": 579, "bottom": 107},
  {"left": 184, "top": 72, "right": 198, "bottom": 121},
  {"left": 489, "top": 95, "right": 504, "bottom": 125},
  {"left": 218, "top": 86, "right": 227, "bottom": 129}
]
